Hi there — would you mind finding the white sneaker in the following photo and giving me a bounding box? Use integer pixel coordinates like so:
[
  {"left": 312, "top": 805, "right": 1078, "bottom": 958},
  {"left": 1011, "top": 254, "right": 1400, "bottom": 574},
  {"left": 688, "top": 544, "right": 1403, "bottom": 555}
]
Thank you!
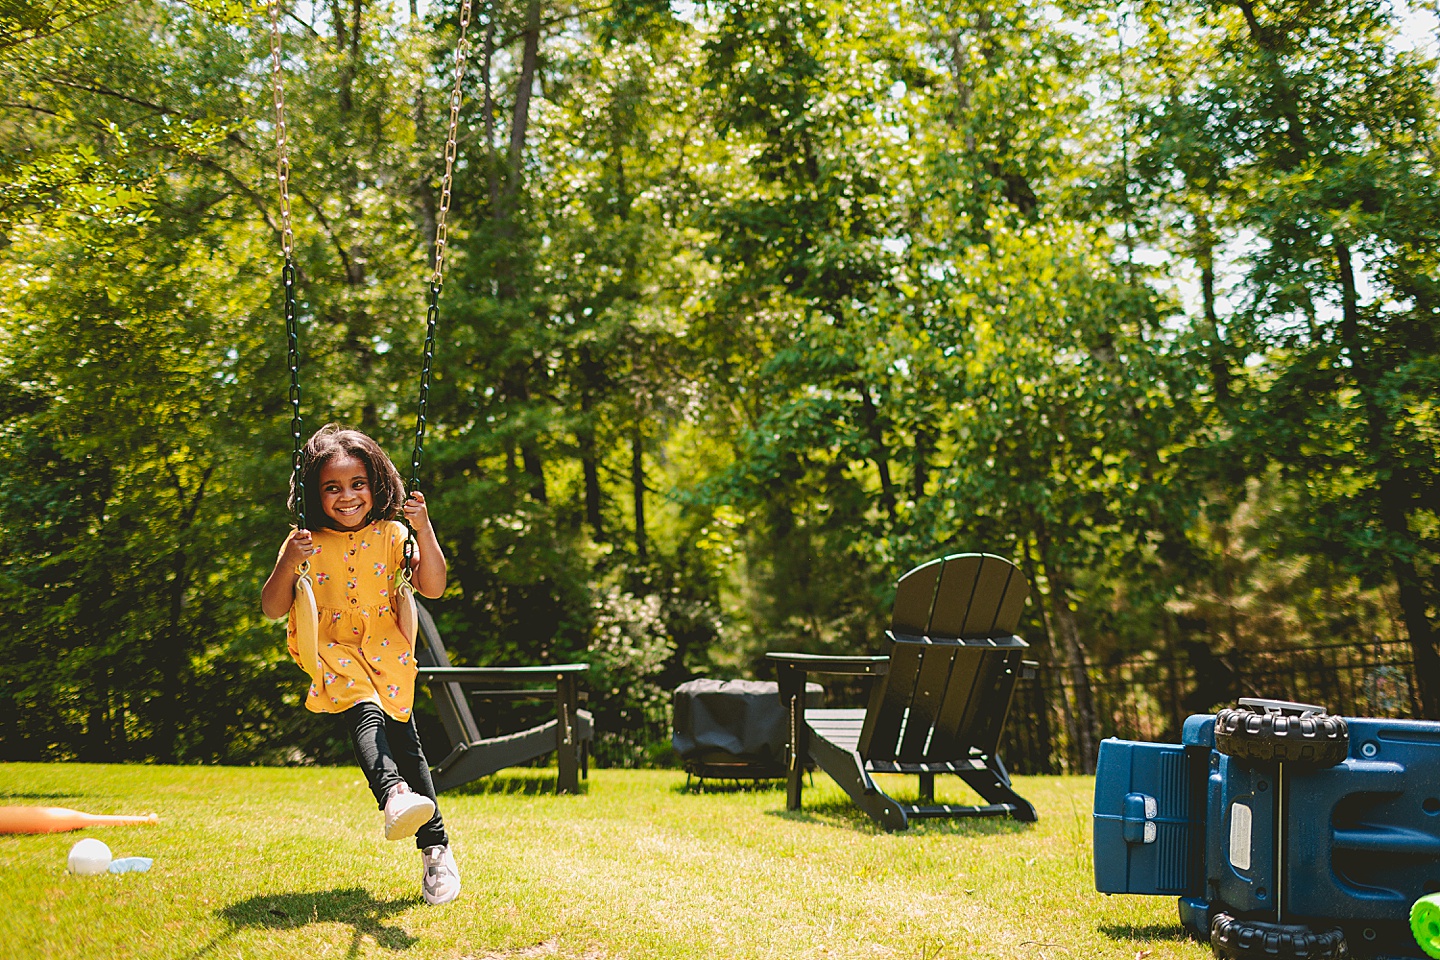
[
  {"left": 382, "top": 784, "right": 436, "bottom": 841},
  {"left": 421, "top": 844, "right": 461, "bottom": 905}
]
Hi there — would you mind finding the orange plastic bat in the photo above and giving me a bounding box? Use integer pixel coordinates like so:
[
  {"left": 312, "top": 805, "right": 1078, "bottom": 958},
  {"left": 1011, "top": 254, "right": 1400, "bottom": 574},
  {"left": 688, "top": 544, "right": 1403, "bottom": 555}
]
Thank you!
[{"left": 0, "top": 806, "right": 159, "bottom": 834}]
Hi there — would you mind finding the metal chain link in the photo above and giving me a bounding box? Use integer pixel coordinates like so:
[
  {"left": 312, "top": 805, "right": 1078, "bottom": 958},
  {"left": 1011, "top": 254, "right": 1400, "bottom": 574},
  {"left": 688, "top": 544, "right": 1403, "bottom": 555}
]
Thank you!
[
  {"left": 404, "top": 0, "right": 474, "bottom": 574},
  {"left": 268, "top": 0, "right": 294, "bottom": 259},
  {"left": 267, "top": 0, "right": 472, "bottom": 543},
  {"left": 430, "top": 0, "right": 472, "bottom": 287},
  {"left": 402, "top": 284, "right": 441, "bottom": 582},
  {"left": 408, "top": 283, "right": 440, "bottom": 492},
  {"left": 789, "top": 686, "right": 799, "bottom": 773},
  {"left": 270, "top": 0, "right": 304, "bottom": 529},
  {"left": 284, "top": 260, "right": 306, "bottom": 530}
]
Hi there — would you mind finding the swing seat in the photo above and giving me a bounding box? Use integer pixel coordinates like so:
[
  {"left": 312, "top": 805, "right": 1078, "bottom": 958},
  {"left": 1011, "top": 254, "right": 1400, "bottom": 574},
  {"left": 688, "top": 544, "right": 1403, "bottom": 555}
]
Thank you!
[
  {"left": 396, "top": 579, "right": 418, "bottom": 645},
  {"left": 413, "top": 603, "right": 593, "bottom": 794},
  {"left": 292, "top": 571, "right": 322, "bottom": 686}
]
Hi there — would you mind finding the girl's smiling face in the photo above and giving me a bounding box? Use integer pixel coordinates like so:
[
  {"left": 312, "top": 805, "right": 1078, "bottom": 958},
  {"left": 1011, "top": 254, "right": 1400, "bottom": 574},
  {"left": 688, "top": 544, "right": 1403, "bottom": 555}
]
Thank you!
[{"left": 318, "top": 454, "right": 373, "bottom": 531}]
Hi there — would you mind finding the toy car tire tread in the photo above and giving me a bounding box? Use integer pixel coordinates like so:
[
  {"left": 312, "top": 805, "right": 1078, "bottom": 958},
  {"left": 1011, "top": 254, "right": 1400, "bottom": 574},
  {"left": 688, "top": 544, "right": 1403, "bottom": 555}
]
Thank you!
[
  {"left": 1210, "top": 913, "right": 1347, "bottom": 960},
  {"left": 1214, "top": 704, "right": 1348, "bottom": 766}
]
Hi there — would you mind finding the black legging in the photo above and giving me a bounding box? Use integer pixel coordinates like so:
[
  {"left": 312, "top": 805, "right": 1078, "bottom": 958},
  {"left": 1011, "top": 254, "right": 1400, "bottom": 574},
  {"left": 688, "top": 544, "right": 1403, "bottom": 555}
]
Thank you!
[{"left": 340, "top": 701, "right": 448, "bottom": 850}]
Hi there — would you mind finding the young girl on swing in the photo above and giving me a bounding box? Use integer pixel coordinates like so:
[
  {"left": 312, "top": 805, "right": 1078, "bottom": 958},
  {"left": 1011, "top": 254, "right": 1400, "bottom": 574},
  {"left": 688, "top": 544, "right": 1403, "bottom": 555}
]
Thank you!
[{"left": 261, "top": 424, "right": 460, "bottom": 905}]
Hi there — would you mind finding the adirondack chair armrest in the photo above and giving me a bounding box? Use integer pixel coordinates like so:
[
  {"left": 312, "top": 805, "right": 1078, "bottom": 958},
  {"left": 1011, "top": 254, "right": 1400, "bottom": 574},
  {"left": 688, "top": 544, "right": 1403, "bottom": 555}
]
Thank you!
[
  {"left": 767, "top": 654, "right": 887, "bottom": 813},
  {"left": 418, "top": 664, "right": 588, "bottom": 684},
  {"left": 765, "top": 652, "right": 890, "bottom": 676}
]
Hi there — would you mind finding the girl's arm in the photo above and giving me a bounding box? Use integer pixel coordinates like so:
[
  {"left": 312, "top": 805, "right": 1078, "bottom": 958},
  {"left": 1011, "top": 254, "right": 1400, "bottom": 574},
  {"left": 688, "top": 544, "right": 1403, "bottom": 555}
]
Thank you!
[
  {"left": 402, "top": 492, "right": 447, "bottom": 599},
  {"left": 261, "top": 529, "right": 314, "bottom": 619}
]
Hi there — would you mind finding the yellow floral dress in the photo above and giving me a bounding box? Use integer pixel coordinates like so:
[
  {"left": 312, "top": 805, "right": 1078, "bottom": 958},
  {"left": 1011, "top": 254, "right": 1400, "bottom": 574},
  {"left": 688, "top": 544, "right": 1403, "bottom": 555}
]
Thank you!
[{"left": 286, "top": 520, "right": 419, "bottom": 721}]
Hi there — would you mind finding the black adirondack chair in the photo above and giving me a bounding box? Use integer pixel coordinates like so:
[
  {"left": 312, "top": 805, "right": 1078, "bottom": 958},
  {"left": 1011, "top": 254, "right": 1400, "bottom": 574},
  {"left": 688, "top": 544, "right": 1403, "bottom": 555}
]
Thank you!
[
  {"left": 767, "top": 553, "right": 1039, "bottom": 831},
  {"left": 414, "top": 603, "right": 593, "bottom": 794}
]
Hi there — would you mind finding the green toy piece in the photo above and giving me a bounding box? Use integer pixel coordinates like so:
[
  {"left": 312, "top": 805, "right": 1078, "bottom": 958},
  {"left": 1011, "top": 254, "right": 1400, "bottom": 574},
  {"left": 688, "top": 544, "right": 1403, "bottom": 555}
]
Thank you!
[{"left": 1411, "top": 892, "right": 1440, "bottom": 959}]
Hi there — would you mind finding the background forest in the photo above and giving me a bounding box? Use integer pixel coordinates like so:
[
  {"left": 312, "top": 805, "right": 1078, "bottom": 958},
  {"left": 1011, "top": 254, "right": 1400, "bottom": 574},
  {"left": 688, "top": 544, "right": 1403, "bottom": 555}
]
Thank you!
[{"left": 2, "top": 0, "right": 1437, "bottom": 775}]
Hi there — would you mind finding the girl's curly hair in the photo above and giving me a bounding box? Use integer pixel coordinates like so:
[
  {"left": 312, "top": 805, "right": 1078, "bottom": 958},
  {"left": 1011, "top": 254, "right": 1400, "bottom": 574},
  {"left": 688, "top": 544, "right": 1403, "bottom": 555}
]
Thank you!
[{"left": 290, "top": 424, "right": 406, "bottom": 529}]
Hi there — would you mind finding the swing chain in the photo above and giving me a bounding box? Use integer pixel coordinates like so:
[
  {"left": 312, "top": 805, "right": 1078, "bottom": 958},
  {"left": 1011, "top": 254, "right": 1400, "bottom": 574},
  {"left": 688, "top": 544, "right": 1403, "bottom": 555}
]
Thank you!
[
  {"left": 267, "top": 0, "right": 470, "bottom": 535},
  {"left": 407, "top": 0, "right": 472, "bottom": 509},
  {"left": 270, "top": 1, "right": 304, "bottom": 526},
  {"left": 409, "top": 283, "right": 440, "bottom": 492},
  {"left": 267, "top": 0, "right": 294, "bottom": 259},
  {"left": 431, "top": 0, "right": 473, "bottom": 287},
  {"left": 402, "top": 284, "right": 438, "bottom": 577},
  {"left": 284, "top": 257, "right": 305, "bottom": 528},
  {"left": 403, "top": 0, "right": 472, "bottom": 575}
]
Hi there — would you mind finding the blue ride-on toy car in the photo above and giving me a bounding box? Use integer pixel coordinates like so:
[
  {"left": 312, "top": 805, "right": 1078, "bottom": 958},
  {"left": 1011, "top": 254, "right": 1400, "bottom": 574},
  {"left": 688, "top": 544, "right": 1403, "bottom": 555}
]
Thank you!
[{"left": 1094, "top": 697, "right": 1440, "bottom": 960}]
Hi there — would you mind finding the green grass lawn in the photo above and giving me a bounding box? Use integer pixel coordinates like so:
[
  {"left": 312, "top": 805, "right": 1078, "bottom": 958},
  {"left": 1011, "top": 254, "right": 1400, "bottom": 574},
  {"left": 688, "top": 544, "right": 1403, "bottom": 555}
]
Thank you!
[{"left": 1, "top": 763, "right": 1209, "bottom": 959}]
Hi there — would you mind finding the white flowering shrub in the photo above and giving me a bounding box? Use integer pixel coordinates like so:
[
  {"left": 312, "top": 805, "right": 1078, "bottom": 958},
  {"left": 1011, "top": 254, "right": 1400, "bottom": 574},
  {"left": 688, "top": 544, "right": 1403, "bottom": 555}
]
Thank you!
[{"left": 588, "top": 586, "right": 677, "bottom": 767}]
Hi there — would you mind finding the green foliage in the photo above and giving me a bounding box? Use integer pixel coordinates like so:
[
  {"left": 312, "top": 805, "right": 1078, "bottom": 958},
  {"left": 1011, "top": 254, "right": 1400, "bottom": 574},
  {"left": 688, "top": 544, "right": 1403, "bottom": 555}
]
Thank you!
[
  {"left": 587, "top": 583, "right": 678, "bottom": 766},
  {"left": 1, "top": 0, "right": 1436, "bottom": 769}
]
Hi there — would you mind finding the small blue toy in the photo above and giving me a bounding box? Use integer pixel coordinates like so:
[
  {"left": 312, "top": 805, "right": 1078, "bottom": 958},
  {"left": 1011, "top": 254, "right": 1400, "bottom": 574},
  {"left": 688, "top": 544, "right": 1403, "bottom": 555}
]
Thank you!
[{"left": 1094, "top": 697, "right": 1440, "bottom": 959}]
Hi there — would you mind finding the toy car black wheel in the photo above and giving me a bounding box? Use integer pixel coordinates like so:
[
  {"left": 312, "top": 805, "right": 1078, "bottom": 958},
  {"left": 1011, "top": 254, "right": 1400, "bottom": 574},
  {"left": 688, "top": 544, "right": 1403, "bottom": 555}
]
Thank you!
[
  {"left": 1214, "top": 697, "right": 1348, "bottom": 767},
  {"left": 1210, "top": 912, "right": 1348, "bottom": 959}
]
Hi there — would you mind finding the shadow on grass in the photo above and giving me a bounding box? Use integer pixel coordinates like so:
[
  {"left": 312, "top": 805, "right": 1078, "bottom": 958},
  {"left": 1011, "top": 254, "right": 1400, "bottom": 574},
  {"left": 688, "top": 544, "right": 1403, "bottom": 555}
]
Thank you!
[
  {"left": 446, "top": 769, "right": 590, "bottom": 797},
  {"left": 0, "top": 791, "right": 89, "bottom": 800},
  {"left": 670, "top": 777, "right": 787, "bottom": 795},
  {"left": 182, "top": 887, "right": 419, "bottom": 960},
  {"left": 1098, "top": 922, "right": 1193, "bottom": 944},
  {"left": 765, "top": 799, "right": 1033, "bottom": 836}
]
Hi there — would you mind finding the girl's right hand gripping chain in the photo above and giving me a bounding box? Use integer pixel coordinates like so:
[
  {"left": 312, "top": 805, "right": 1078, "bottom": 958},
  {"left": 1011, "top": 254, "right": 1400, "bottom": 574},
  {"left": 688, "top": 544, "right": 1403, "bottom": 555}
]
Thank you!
[
  {"left": 261, "top": 528, "right": 316, "bottom": 622},
  {"left": 282, "top": 528, "right": 314, "bottom": 572},
  {"left": 283, "top": 527, "right": 323, "bottom": 685}
]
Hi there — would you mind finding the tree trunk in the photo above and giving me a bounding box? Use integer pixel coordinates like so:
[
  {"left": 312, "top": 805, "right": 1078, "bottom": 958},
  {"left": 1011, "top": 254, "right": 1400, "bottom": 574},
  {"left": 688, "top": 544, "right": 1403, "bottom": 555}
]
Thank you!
[
  {"left": 154, "top": 548, "right": 189, "bottom": 763},
  {"left": 329, "top": 0, "right": 366, "bottom": 289},
  {"left": 1035, "top": 524, "right": 1100, "bottom": 773},
  {"left": 1333, "top": 240, "right": 1440, "bottom": 714},
  {"left": 579, "top": 357, "right": 604, "bottom": 539},
  {"left": 632, "top": 424, "right": 647, "bottom": 562},
  {"left": 911, "top": 425, "right": 929, "bottom": 502},
  {"left": 1016, "top": 540, "right": 1058, "bottom": 773},
  {"left": 1379, "top": 461, "right": 1440, "bottom": 716},
  {"left": 488, "top": 0, "right": 544, "bottom": 488},
  {"left": 1400, "top": 565, "right": 1440, "bottom": 718},
  {"left": 114, "top": 691, "right": 128, "bottom": 757},
  {"left": 1336, "top": 240, "right": 1360, "bottom": 350},
  {"left": 522, "top": 446, "right": 547, "bottom": 503},
  {"left": 856, "top": 382, "right": 897, "bottom": 522},
  {"left": 1029, "top": 536, "right": 1078, "bottom": 772},
  {"left": 501, "top": 0, "right": 542, "bottom": 221},
  {"left": 483, "top": 16, "right": 497, "bottom": 211},
  {"left": 153, "top": 464, "right": 213, "bottom": 763},
  {"left": 83, "top": 674, "right": 109, "bottom": 762},
  {"left": 583, "top": 446, "right": 603, "bottom": 538},
  {"left": 1197, "top": 225, "right": 1231, "bottom": 404},
  {"left": 411, "top": 21, "right": 436, "bottom": 249},
  {"left": 331, "top": 0, "right": 353, "bottom": 115}
]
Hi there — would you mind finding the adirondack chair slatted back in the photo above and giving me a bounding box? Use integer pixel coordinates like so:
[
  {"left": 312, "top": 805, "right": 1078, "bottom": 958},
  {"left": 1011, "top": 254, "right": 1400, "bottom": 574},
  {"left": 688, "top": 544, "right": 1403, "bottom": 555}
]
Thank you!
[
  {"left": 858, "top": 554, "right": 1030, "bottom": 764},
  {"left": 414, "top": 603, "right": 484, "bottom": 746},
  {"left": 859, "top": 643, "right": 923, "bottom": 758},
  {"left": 890, "top": 559, "right": 943, "bottom": 636},
  {"left": 902, "top": 553, "right": 1028, "bottom": 640}
]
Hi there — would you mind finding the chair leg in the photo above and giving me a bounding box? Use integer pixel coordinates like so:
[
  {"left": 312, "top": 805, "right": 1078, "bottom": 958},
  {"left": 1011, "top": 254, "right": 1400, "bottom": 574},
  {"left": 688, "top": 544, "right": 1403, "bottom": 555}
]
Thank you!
[
  {"left": 956, "top": 758, "right": 1037, "bottom": 822},
  {"left": 555, "top": 674, "right": 579, "bottom": 794},
  {"left": 806, "top": 733, "right": 908, "bottom": 831},
  {"left": 776, "top": 662, "right": 808, "bottom": 812},
  {"left": 918, "top": 772, "right": 935, "bottom": 804}
]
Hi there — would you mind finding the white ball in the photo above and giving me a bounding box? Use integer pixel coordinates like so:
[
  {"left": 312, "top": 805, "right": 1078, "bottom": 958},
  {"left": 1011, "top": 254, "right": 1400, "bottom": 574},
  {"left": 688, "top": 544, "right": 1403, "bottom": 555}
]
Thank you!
[{"left": 67, "top": 837, "right": 112, "bottom": 876}]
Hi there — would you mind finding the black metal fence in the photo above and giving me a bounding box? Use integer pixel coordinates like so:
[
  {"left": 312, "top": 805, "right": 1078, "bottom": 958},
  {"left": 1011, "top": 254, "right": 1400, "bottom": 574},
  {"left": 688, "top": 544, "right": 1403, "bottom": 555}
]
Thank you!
[{"left": 1000, "top": 637, "right": 1417, "bottom": 774}]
